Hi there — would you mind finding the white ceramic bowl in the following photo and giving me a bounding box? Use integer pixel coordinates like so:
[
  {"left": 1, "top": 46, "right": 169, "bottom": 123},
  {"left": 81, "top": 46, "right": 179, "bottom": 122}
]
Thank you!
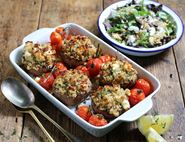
[
  {"left": 9, "top": 23, "right": 160, "bottom": 137},
  {"left": 98, "top": 0, "right": 184, "bottom": 56}
]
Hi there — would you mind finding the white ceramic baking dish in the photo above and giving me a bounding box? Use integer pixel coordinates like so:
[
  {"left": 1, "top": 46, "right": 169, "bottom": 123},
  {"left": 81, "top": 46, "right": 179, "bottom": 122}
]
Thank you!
[{"left": 9, "top": 23, "right": 160, "bottom": 137}]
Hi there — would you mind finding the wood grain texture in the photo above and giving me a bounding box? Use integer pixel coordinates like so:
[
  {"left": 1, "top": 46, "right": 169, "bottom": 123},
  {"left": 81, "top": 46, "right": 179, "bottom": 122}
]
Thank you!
[
  {"left": 159, "top": 0, "right": 185, "bottom": 104},
  {"left": 39, "top": 0, "right": 103, "bottom": 35},
  {"left": 157, "top": 0, "right": 185, "bottom": 141},
  {"left": 0, "top": 0, "right": 42, "bottom": 141},
  {"left": 138, "top": 51, "right": 185, "bottom": 142}
]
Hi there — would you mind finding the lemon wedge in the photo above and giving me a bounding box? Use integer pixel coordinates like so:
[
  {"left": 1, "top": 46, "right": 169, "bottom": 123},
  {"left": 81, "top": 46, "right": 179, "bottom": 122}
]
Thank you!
[
  {"left": 138, "top": 114, "right": 174, "bottom": 135},
  {"left": 146, "top": 127, "right": 167, "bottom": 142},
  {"left": 151, "top": 114, "right": 174, "bottom": 134},
  {"left": 138, "top": 115, "right": 154, "bottom": 135}
]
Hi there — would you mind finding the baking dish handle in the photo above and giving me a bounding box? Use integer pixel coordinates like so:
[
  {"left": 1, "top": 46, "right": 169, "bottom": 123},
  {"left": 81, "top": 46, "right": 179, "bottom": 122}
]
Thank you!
[
  {"left": 23, "top": 28, "right": 54, "bottom": 44},
  {"left": 117, "top": 98, "right": 153, "bottom": 122}
]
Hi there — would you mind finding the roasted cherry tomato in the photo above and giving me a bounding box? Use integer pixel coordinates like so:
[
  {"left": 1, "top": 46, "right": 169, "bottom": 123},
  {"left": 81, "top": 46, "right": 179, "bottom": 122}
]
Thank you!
[
  {"left": 76, "top": 105, "right": 92, "bottom": 121},
  {"left": 37, "top": 73, "right": 55, "bottom": 90},
  {"left": 50, "top": 31, "right": 62, "bottom": 45},
  {"left": 88, "top": 115, "right": 108, "bottom": 126},
  {"left": 55, "top": 27, "right": 66, "bottom": 39},
  {"left": 86, "top": 58, "right": 102, "bottom": 77},
  {"left": 99, "top": 55, "right": 111, "bottom": 63},
  {"left": 55, "top": 27, "right": 64, "bottom": 34},
  {"left": 135, "top": 78, "right": 152, "bottom": 96},
  {"left": 53, "top": 63, "right": 67, "bottom": 78},
  {"left": 129, "top": 88, "right": 145, "bottom": 106},
  {"left": 76, "top": 65, "right": 90, "bottom": 77},
  {"left": 55, "top": 27, "right": 72, "bottom": 40}
]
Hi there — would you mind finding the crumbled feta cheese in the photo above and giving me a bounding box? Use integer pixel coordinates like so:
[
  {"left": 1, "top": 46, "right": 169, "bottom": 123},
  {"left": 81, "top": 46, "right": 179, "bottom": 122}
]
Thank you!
[
  {"left": 127, "top": 35, "right": 136, "bottom": 44},
  {"left": 149, "top": 27, "right": 156, "bottom": 36},
  {"left": 35, "top": 77, "right": 40, "bottom": 82},
  {"left": 24, "top": 51, "right": 31, "bottom": 58},
  {"left": 122, "top": 100, "right": 130, "bottom": 110},
  {"left": 112, "top": 63, "right": 120, "bottom": 72},
  {"left": 128, "top": 26, "right": 139, "bottom": 33},
  {"left": 157, "top": 27, "right": 165, "bottom": 34}
]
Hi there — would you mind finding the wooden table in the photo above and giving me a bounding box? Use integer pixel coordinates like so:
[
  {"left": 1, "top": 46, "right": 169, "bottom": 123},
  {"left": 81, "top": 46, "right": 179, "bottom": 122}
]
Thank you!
[{"left": 0, "top": 0, "right": 185, "bottom": 141}]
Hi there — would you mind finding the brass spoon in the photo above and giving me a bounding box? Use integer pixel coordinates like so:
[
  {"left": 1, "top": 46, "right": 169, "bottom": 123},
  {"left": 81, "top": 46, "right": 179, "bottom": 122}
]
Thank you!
[{"left": 15, "top": 106, "right": 55, "bottom": 142}]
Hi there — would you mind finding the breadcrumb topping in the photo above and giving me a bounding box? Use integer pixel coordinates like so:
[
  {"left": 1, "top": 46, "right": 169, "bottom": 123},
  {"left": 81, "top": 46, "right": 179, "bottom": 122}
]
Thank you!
[
  {"left": 22, "top": 41, "right": 58, "bottom": 71},
  {"left": 61, "top": 35, "right": 97, "bottom": 61},
  {"left": 53, "top": 70, "right": 92, "bottom": 98},
  {"left": 91, "top": 85, "right": 130, "bottom": 117},
  {"left": 97, "top": 58, "right": 138, "bottom": 88}
]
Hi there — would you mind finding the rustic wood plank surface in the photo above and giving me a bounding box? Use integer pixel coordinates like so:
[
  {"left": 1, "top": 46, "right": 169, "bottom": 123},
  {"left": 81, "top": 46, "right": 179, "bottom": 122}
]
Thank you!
[
  {"left": 0, "top": 0, "right": 184, "bottom": 142},
  {"left": 161, "top": 0, "right": 185, "bottom": 104},
  {"left": 0, "top": 0, "right": 42, "bottom": 141}
]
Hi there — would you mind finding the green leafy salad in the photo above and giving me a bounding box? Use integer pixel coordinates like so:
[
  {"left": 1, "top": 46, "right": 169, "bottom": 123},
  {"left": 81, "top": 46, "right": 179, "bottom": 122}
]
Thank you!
[{"left": 104, "top": 0, "right": 176, "bottom": 48}]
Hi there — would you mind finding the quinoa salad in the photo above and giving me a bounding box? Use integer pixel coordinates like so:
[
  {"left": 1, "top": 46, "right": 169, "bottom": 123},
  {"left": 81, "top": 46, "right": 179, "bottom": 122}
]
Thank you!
[{"left": 103, "top": 0, "right": 176, "bottom": 48}]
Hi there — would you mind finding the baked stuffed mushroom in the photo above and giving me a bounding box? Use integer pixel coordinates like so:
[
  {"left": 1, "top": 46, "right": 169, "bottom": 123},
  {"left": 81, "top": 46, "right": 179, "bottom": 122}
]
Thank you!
[
  {"left": 60, "top": 35, "right": 97, "bottom": 67},
  {"left": 97, "top": 58, "right": 138, "bottom": 88},
  {"left": 52, "top": 69, "right": 92, "bottom": 106},
  {"left": 91, "top": 85, "right": 130, "bottom": 119},
  {"left": 21, "top": 41, "right": 58, "bottom": 76}
]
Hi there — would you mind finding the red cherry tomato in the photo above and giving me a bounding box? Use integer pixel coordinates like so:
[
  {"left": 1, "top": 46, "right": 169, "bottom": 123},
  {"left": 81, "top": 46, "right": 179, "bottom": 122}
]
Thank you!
[
  {"left": 129, "top": 88, "right": 145, "bottom": 106},
  {"left": 76, "top": 65, "right": 90, "bottom": 77},
  {"left": 86, "top": 58, "right": 102, "bottom": 77},
  {"left": 55, "top": 27, "right": 64, "bottom": 34},
  {"left": 88, "top": 115, "right": 108, "bottom": 126},
  {"left": 50, "top": 32, "right": 62, "bottom": 45},
  {"left": 37, "top": 73, "right": 55, "bottom": 90},
  {"left": 99, "top": 55, "right": 111, "bottom": 63},
  {"left": 55, "top": 27, "right": 72, "bottom": 40},
  {"left": 55, "top": 27, "right": 66, "bottom": 39},
  {"left": 135, "top": 78, "right": 152, "bottom": 96},
  {"left": 53, "top": 63, "right": 67, "bottom": 78},
  {"left": 76, "top": 105, "right": 92, "bottom": 121}
]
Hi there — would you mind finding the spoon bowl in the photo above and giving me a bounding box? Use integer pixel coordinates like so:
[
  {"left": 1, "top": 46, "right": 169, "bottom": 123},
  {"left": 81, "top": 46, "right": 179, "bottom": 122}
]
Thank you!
[{"left": 1, "top": 77, "right": 35, "bottom": 108}]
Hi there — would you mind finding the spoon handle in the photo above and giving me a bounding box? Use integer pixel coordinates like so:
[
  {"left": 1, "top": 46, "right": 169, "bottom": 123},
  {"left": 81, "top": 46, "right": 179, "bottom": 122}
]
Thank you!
[
  {"left": 28, "top": 110, "right": 55, "bottom": 142},
  {"left": 32, "top": 105, "right": 81, "bottom": 142}
]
